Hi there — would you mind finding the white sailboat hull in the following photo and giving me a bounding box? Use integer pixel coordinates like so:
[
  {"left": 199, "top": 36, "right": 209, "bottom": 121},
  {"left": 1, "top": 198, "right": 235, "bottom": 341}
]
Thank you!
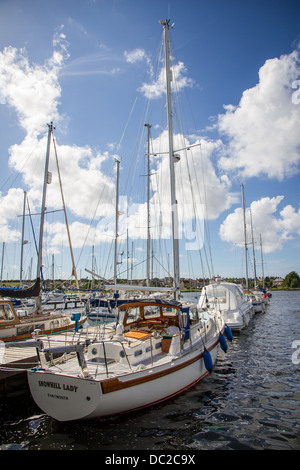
[{"left": 27, "top": 329, "right": 221, "bottom": 422}]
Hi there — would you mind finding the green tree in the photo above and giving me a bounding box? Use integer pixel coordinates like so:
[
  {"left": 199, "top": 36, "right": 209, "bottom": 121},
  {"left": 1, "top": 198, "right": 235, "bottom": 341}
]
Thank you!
[
  {"left": 264, "top": 276, "right": 273, "bottom": 288},
  {"left": 282, "top": 271, "right": 300, "bottom": 288}
]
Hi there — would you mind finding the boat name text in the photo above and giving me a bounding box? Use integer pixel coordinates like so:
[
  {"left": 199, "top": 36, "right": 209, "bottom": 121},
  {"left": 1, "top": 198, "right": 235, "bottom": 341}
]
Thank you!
[{"left": 38, "top": 380, "right": 78, "bottom": 392}]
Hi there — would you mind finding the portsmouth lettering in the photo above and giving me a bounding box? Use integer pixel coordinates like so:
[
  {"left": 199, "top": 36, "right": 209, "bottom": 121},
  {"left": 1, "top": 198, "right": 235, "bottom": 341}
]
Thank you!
[{"left": 38, "top": 380, "right": 78, "bottom": 392}]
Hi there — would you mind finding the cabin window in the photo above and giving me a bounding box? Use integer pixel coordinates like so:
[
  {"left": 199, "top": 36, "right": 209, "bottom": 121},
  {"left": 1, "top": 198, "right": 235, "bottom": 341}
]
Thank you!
[
  {"left": 235, "top": 288, "right": 244, "bottom": 303},
  {"left": 134, "top": 350, "right": 143, "bottom": 357},
  {"left": 126, "top": 307, "right": 141, "bottom": 325},
  {"left": 161, "top": 307, "right": 178, "bottom": 316},
  {"left": 144, "top": 306, "right": 160, "bottom": 319},
  {"left": 190, "top": 308, "right": 199, "bottom": 322},
  {"left": 0, "top": 304, "right": 15, "bottom": 321},
  {"left": 207, "top": 287, "right": 227, "bottom": 303}
]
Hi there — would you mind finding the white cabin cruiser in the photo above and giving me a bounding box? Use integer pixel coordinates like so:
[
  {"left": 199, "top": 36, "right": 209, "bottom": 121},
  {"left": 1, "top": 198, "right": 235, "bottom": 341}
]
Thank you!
[{"left": 198, "top": 281, "right": 254, "bottom": 332}]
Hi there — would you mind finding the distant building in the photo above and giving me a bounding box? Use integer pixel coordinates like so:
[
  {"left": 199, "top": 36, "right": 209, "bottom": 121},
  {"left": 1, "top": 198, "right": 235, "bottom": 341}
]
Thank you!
[{"left": 273, "top": 277, "right": 284, "bottom": 287}]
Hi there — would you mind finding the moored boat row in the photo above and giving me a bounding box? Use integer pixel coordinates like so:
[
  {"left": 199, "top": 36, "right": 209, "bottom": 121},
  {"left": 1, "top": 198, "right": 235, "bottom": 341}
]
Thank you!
[{"left": 197, "top": 279, "right": 269, "bottom": 333}]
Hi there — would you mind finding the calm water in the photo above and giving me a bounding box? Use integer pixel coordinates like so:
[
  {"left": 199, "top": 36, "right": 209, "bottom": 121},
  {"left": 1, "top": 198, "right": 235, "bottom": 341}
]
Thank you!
[{"left": 0, "top": 290, "right": 299, "bottom": 451}]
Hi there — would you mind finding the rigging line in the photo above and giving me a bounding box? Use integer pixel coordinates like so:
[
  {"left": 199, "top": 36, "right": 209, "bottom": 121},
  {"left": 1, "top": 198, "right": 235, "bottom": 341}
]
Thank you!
[
  {"left": 122, "top": 96, "right": 146, "bottom": 198},
  {"left": 103, "top": 239, "right": 114, "bottom": 281},
  {"left": 116, "top": 95, "right": 139, "bottom": 154},
  {"left": 168, "top": 46, "right": 211, "bottom": 279},
  {"left": 196, "top": 144, "right": 215, "bottom": 277},
  {"left": 52, "top": 133, "right": 80, "bottom": 296},
  {"left": 167, "top": 41, "right": 202, "bottom": 232},
  {"left": 76, "top": 156, "right": 116, "bottom": 267},
  {"left": 114, "top": 255, "right": 148, "bottom": 279},
  {"left": 152, "top": 254, "right": 172, "bottom": 277},
  {"left": 168, "top": 32, "right": 216, "bottom": 278},
  {"left": 26, "top": 197, "right": 39, "bottom": 256},
  {"left": 124, "top": 103, "right": 149, "bottom": 202},
  {"left": 177, "top": 104, "right": 214, "bottom": 277},
  {"left": 122, "top": 33, "right": 164, "bottom": 199}
]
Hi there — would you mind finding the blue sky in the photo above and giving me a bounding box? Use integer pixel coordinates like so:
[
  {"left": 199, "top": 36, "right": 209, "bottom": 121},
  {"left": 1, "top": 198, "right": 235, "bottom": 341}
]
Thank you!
[{"left": 0, "top": 0, "right": 299, "bottom": 283}]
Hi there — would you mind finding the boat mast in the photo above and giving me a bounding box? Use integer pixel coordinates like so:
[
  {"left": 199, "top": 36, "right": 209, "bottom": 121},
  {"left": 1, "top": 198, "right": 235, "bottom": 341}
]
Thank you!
[
  {"left": 35, "top": 122, "right": 53, "bottom": 312},
  {"left": 145, "top": 123, "right": 151, "bottom": 287},
  {"left": 160, "top": 19, "right": 180, "bottom": 300},
  {"left": 260, "top": 234, "right": 265, "bottom": 289},
  {"left": 250, "top": 209, "right": 257, "bottom": 288},
  {"left": 114, "top": 158, "right": 120, "bottom": 284},
  {"left": 241, "top": 183, "right": 249, "bottom": 290},
  {"left": 19, "top": 190, "right": 27, "bottom": 287},
  {"left": 1, "top": 242, "right": 5, "bottom": 284}
]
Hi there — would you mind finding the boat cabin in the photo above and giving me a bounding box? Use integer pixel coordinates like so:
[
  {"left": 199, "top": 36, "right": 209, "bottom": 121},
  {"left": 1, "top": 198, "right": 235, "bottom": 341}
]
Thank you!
[
  {"left": 0, "top": 300, "right": 20, "bottom": 326},
  {"left": 115, "top": 298, "right": 200, "bottom": 340},
  {"left": 198, "top": 282, "right": 248, "bottom": 312},
  {"left": 0, "top": 299, "right": 81, "bottom": 342},
  {"left": 87, "top": 299, "right": 197, "bottom": 367}
]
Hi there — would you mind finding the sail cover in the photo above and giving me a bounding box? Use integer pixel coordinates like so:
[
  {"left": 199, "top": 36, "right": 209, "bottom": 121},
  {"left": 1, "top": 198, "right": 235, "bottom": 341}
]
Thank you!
[{"left": 0, "top": 278, "right": 40, "bottom": 299}]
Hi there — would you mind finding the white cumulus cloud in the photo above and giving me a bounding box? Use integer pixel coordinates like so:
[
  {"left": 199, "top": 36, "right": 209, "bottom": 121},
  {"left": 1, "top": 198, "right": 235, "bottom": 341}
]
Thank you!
[
  {"left": 217, "top": 50, "right": 300, "bottom": 180},
  {"left": 219, "top": 195, "right": 300, "bottom": 254}
]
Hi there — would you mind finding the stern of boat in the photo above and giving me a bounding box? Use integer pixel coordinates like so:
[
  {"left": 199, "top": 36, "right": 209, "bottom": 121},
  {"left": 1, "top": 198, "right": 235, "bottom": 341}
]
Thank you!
[{"left": 27, "top": 369, "right": 101, "bottom": 421}]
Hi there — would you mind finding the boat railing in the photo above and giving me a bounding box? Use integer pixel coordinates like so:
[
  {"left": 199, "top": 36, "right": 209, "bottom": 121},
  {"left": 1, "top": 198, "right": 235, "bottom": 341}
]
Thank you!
[
  {"left": 27, "top": 318, "right": 211, "bottom": 379},
  {"left": 38, "top": 340, "right": 91, "bottom": 377}
]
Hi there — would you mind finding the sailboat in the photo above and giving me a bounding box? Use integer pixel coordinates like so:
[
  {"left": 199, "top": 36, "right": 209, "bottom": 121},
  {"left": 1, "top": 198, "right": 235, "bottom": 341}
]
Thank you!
[
  {"left": 0, "top": 124, "right": 86, "bottom": 343},
  {"left": 27, "top": 20, "right": 227, "bottom": 422}
]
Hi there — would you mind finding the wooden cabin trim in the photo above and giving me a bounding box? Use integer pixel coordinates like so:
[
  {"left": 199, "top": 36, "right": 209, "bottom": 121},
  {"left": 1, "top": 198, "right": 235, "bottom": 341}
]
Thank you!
[
  {"left": 0, "top": 317, "right": 86, "bottom": 343},
  {"left": 101, "top": 336, "right": 219, "bottom": 395},
  {"left": 0, "top": 300, "right": 21, "bottom": 327}
]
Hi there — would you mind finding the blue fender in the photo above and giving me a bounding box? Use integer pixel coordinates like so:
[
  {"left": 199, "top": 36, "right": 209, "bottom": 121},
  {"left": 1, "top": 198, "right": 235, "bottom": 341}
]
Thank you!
[
  {"left": 203, "top": 348, "right": 213, "bottom": 372},
  {"left": 219, "top": 333, "right": 228, "bottom": 352},
  {"left": 224, "top": 325, "right": 233, "bottom": 342}
]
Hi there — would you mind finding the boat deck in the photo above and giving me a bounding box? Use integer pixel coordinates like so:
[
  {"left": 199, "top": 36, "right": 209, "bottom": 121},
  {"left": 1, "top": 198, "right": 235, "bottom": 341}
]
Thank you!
[
  {"left": 0, "top": 324, "right": 112, "bottom": 380},
  {"left": 39, "top": 347, "right": 178, "bottom": 382}
]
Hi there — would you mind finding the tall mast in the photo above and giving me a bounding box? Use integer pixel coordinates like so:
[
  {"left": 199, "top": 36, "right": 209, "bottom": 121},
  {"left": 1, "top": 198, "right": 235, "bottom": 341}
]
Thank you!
[
  {"left": 160, "top": 19, "right": 180, "bottom": 300},
  {"left": 20, "top": 190, "right": 27, "bottom": 287},
  {"left": 250, "top": 209, "right": 257, "bottom": 288},
  {"left": 241, "top": 183, "right": 249, "bottom": 290},
  {"left": 145, "top": 123, "right": 151, "bottom": 287},
  {"left": 1, "top": 242, "right": 5, "bottom": 284},
  {"left": 35, "top": 122, "right": 53, "bottom": 311},
  {"left": 92, "top": 245, "right": 95, "bottom": 289},
  {"left": 260, "top": 234, "right": 265, "bottom": 289},
  {"left": 114, "top": 158, "right": 120, "bottom": 284}
]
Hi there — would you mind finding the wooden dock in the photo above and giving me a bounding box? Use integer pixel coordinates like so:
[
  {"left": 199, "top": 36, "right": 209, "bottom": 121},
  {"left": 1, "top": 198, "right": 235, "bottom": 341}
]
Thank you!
[{"left": 0, "top": 323, "right": 115, "bottom": 395}]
